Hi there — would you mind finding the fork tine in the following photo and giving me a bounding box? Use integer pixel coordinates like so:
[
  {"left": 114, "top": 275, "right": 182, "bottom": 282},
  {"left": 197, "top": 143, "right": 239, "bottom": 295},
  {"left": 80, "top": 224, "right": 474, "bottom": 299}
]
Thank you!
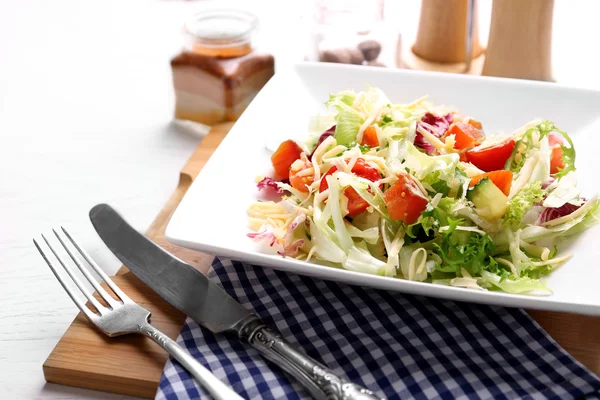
[
  {"left": 61, "top": 226, "right": 129, "bottom": 302},
  {"left": 34, "top": 238, "right": 98, "bottom": 321},
  {"left": 53, "top": 229, "right": 119, "bottom": 309},
  {"left": 41, "top": 234, "right": 108, "bottom": 315}
]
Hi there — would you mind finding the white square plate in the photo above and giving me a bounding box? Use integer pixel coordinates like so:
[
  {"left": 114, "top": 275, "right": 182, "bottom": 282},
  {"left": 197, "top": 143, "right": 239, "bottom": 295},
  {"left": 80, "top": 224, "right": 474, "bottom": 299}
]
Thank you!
[{"left": 166, "top": 63, "right": 600, "bottom": 315}]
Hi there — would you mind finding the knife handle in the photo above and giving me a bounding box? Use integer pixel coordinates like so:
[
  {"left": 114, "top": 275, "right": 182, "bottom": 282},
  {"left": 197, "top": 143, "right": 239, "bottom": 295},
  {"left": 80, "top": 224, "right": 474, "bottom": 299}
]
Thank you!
[{"left": 234, "top": 315, "right": 385, "bottom": 400}]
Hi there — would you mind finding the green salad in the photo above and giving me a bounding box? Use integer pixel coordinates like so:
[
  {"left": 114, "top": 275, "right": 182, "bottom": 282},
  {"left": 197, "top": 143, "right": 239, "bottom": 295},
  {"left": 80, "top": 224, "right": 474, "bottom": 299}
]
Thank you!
[{"left": 247, "top": 87, "right": 599, "bottom": 294}]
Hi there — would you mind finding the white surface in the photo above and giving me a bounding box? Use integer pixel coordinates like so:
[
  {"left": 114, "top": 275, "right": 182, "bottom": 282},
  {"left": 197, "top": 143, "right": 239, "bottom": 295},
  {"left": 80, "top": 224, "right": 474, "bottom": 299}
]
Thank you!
[
  {"left": 2, "top": 0, "right": 600, "bottom": 399},
  {"left": 167, "top": 62, "right": 600, "bottom": 315}
]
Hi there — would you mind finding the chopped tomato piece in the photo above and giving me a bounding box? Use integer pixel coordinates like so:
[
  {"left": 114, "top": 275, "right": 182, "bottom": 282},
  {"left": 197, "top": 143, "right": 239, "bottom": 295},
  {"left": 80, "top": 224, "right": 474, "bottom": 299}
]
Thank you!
[
  {"left": 467, "top": 118, "right": 483, "bottom": 130},
  {"left": 344, "top": 187, "right": 370, "bottom": 216},
  {"left": 383, "top": 173, "right": 428, "bottom": 224},
  {"left": 319, "top": 165, "right": 337, "bottom": 193},
  {"left": 469, "top": 170, "right": 513, "bottom": 196},
  {"left": 349, "top": 158, "right": 381, "bottom": 183},
  {"left": 550, "top": 146, "right": 565, "bottom": 174},
  {"left": 289, "top": 160, "right": 314, "bottom": 193},
  {"left": 448, "top": 122, "right": 485, "bottom": 150},
  {"left": 319, "top": 159, "right": 382, "bottom": 216},
  {"left": 465, "top": 139, "right": 516, "bottom": 172},
  {"left": 319, "top": 159, "right": 381, "bottom": 192},
  {"left": 548, "top": 132, "right": 565, "bottom": 174},
  {"left": 361, "top": 125, "right": 379, "bottom": 147},
  {"left": 320, "top": 167, "right": 369, "bottom": 217},
  {"left": 271, "top": 140, "right": 303, "bottom": 178}
]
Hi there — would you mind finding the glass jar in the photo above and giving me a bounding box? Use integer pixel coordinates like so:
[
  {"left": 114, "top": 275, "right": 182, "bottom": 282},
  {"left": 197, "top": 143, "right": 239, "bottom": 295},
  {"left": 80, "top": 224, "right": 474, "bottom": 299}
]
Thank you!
[
  {"left": 307, "top": 0, "right": 400, "bottom": 68},
  {"left": 171, "top": 10, "right": 275, "bottom": 126}
]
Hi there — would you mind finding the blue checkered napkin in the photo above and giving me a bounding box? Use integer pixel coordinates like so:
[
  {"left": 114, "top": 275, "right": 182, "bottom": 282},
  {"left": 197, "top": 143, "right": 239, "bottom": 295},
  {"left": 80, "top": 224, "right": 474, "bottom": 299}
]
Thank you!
[{"left": 156, "top": 258, "right": 600, "bottom": 400}]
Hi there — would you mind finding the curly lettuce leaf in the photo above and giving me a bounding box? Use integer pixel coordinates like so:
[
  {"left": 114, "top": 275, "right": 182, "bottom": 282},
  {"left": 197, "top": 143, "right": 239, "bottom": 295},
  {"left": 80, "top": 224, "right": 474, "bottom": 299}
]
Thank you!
[
  {"left": 406, "top": 197, "right": 459, "bottom": 241},
  {"left": 505, "top": 120, "right": 559, "bottom": 173},
  {"left": 504, "top": 182, "right": 545, "bottom": 228},
  {"left": 480, "top": 271, "right": 550, "bottom": 294},
  {"left": 432, "top": 218, "right": 497, "bottom": 277},
  {"left": 494, "top": 227, "right": 570, "bottom": 283},
  {"left": 421, "top": 170, "right": 450, "bottom": 197},
  {"left": 422, "top": 167, "right": 468, "bottom": 198},
  {"left": 406, "top": 204, "right": 436, "bottom": 241}
]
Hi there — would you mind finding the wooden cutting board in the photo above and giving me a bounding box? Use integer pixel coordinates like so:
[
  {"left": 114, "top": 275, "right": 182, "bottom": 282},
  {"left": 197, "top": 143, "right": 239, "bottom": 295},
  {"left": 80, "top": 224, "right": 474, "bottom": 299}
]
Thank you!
[{"left": 43, "top": 123, "right": 600, "bottom": 399}]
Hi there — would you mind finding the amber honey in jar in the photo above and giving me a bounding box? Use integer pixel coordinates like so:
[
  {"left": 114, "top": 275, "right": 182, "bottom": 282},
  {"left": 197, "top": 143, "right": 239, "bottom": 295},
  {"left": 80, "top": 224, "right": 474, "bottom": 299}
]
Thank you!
[{"left": 171, "top": 10, "right": 275, "bottom": 126}]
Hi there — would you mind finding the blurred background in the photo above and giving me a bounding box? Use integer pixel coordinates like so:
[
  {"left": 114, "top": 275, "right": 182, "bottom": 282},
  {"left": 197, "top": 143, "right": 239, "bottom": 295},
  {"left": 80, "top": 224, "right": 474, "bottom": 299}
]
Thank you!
[
  {"left": 0, "top": 0, "right": 596, "bottom": 133},
  {"left": 0, "top": 0, "right": 595, "bottom": 118}
]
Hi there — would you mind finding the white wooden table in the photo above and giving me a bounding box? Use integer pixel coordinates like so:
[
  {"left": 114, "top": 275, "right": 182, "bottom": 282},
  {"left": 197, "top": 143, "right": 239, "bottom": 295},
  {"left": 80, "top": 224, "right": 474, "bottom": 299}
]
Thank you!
[{"left": 0, "top": 1, "right": 598, "bottom": 399}]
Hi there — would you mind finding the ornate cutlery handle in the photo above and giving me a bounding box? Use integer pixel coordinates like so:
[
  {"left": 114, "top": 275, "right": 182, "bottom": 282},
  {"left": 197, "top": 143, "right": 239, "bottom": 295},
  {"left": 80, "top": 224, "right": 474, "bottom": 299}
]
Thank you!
[
  {"left": 234, "top": 315, "right": 385, "bottom": 400},
  {"left": 139, "top": 323, "right": 244, "bottom": 400}
]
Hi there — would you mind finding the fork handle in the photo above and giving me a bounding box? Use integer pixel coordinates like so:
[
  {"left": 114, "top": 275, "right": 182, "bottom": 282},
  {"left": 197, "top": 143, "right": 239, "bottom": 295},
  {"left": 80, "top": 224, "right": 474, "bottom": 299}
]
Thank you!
[{"left": 138, "top": 323, "right": 244, "bottom": 400}]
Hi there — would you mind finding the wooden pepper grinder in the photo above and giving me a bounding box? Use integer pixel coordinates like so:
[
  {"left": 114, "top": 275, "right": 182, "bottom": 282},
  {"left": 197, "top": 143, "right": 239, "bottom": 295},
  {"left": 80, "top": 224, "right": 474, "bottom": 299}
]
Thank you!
[
  {"left": 404, "top": 0, "right": 484, "bottom": 74},
  {"left": 482, "top": 0, "right": 554, "bottom": 81}
]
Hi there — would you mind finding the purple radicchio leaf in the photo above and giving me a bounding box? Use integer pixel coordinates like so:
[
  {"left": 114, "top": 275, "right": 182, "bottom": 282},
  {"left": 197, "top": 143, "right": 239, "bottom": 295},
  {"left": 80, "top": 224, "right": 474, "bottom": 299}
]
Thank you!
[
  {"left": 415, "top": 113, "right": 453, "bottom": 154},
  {"left": 257, "top": 177, "right": 286, "bottom": 195},
  {"left": 537, "top": 201, "right": 584, "bottom": 224},
  {"left": 309, "top": 125, "right": 336, "bottom": 159}
]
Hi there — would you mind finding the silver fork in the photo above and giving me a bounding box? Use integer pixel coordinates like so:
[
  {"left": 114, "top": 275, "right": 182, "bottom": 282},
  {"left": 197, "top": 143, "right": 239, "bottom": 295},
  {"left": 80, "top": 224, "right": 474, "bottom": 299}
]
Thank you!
[{"left": 34, "top": 227, "right": 243, "bottom": 400}]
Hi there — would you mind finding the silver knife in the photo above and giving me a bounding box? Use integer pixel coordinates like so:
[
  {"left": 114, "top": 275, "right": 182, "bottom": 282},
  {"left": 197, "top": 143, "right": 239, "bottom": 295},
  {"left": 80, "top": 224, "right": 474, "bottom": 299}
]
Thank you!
[{"left": 89, "top": 204, "right": 384, "bottom": 400}]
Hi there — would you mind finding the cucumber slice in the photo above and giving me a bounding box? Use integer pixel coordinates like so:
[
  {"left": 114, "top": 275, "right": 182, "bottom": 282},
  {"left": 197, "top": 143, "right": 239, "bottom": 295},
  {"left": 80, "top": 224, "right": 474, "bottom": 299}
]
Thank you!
[{"left": 467, "top": 178, "right": 509, "bottom": 220}]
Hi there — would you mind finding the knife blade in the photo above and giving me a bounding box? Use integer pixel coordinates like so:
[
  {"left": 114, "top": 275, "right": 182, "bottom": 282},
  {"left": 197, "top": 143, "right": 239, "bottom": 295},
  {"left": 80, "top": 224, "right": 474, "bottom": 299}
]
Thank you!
[
  {"left": 89, "top": 204, "right": 384, "bottom": 400},
  {"left": 89, "top": 204, "right": 249, "bottom": 333}
]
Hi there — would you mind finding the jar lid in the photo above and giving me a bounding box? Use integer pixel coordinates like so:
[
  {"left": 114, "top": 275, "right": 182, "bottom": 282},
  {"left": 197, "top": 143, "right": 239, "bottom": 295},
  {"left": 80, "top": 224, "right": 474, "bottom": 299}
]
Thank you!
[{"left": 184, "top": 9, "right": 258, "bottom": 49}]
